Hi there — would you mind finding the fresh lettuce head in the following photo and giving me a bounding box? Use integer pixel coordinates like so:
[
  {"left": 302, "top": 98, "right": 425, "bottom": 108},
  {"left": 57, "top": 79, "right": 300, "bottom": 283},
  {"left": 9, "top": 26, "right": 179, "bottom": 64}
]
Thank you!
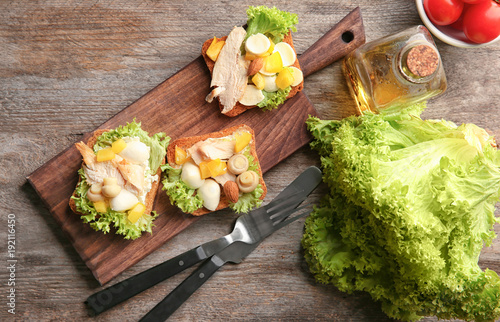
[
  {"left": 303, "top": 105, "right": 500, "bottom": 321},
  {"left": 71, "top": 120, "right": 170, "bottom": 240},
  {"left": 246, "top": 6, "right": 298, "bottom": 43}
]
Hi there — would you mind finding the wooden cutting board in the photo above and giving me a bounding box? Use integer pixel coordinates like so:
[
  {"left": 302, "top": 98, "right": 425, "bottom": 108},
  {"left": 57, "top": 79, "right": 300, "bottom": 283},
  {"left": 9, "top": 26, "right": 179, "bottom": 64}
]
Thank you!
[{"left": 27, "top": 8, "right": 365, "bottom": 285}]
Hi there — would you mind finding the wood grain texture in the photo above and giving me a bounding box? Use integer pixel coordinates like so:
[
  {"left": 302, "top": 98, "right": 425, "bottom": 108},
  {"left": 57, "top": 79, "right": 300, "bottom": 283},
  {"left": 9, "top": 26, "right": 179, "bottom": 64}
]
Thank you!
[
  {"left": 300, "top": 7, "right": 365, "bottom": 77},
  {"left": 26, "top": 57, "right": 318, "bottom": 285},
  {"left": 1, "top": 1, "right": 500, "bottom": 321},
  {"left": 25, "top": 7, "right": 362, "bottom": 287}
]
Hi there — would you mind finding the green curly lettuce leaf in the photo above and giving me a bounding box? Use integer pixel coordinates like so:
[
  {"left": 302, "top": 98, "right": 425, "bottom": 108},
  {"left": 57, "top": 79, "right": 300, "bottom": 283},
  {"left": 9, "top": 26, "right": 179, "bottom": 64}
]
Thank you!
[
  {"left": 246, "top": 6, "right": 298, "bottom": 43},
  {"left": 243, "top": 7, "right": 297, "bottom": 111},
  {"left": 94, "top": 120, "right": 170, "bottom": 175},
  {"left": 162, "top": 146, "right": 263, "bottom": 214},
  {"left": 72, "top": 169, "right": 158, "bottom": 240},
  {"left": 71, "top": 120, "right": 169, "bottom": 240},
  {"left": 160, "top": 163, "right": 204, "bottom": 214},
  {"left": 257, "top": 86, "right": 291, "bottom": 111},
  {"left": 303, "top": 104, "right": 500, "bottom": 321},
  {"left": 229, "top": 153, "right": 264, "bottom": 213}
]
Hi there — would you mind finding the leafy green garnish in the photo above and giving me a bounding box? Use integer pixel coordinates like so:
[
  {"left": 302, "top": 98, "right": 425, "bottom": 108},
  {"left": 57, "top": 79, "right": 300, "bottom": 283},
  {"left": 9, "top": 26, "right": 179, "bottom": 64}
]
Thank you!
[
  {"left": 160, "top": 164, "right": 204, "bottom": 214},
  {"left": 72, "top": 120, "right": 169, "bottom": 240},
  {"left": 94, "top": 120, "right": 170, "bottom": 175},
  {"left": 303, "top": 104, "right": 500, "bottom": 321},
  {"left": 229, "top": 153, "right": 264, "bottom": 213},
  {"left": 161, "top": 144, "right": 263, "bottom": 214},
  {"left": 72, "top": 169, "right": 158, "bottom": 240},
  {"left": 243, "top": 7, "right": 298, "bottom": 111},
  {"left": 257, "top": 86, "right": 291, "bottom": 111},
  {"left": 246, "top": 6, "right": 298, "bottom": 43}
]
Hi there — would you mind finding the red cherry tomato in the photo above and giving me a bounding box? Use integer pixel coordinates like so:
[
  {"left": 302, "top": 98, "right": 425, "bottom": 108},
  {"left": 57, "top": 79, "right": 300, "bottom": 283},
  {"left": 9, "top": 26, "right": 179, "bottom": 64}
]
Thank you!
[
  {"left": 461, "top": 0, "right": 488, "bottom": 4},
  {"left": 462, "top": 0, "right": 500, "bottom": 43},
  {"left": 424, "top": 0, "right": 464, "bottom": 25},
  {"left": 449, "top": 14, "right": 464, "bottom": 30}
]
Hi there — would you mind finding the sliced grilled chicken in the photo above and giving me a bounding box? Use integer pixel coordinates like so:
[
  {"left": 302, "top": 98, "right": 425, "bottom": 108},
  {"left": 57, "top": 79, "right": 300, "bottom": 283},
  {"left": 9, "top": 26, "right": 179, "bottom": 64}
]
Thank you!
[{"left": 208, "top": 26, "right": 249, "bottom": 114}]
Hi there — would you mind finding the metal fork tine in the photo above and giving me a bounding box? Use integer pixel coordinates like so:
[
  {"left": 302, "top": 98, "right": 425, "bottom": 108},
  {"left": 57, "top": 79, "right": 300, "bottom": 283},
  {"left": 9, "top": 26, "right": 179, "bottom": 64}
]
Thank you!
[
  {"left": 269, "top": 197, "right": 303, "bottom": 223},
  {"left": 270, "top": 201, "right": 313, "bottom": 223},
  {"left": 272, "top": 203, "right": 314, "bottom": 231},
  {"left": 269, "top": 199, "right": 304, "bottom": 220},
  {"left": 267, "top": 190, "right": 304, "bottom": 215}
]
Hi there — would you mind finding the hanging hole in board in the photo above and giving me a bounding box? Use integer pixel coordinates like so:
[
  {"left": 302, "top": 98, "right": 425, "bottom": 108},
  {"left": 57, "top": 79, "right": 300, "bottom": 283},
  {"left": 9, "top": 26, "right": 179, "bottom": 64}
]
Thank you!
[{"left": 342, "top": 31, "right": 354, "bottom": 43}]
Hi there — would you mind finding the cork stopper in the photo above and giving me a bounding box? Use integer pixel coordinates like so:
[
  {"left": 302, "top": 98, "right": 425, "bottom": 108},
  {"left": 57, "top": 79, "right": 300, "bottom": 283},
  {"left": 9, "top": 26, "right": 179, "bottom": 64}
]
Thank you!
[{"left": 406, "top": 44, "right": 439, "bottom": 78}]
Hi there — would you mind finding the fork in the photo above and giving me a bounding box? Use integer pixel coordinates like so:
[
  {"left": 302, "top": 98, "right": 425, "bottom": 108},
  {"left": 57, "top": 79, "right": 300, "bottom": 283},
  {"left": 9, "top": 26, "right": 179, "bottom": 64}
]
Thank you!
[
  {"left": 140, "top": 202, "right": 314, "bottom": 321},
  {"left": 86, "top": 166, "right": 322, "bottom": 315}
]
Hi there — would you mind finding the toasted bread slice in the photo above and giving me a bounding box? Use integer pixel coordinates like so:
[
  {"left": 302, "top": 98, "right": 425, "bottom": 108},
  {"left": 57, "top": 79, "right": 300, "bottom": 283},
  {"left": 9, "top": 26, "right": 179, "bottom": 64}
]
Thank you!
[
  {"left": 202, "top": 30, "right": 304, "bottom": 117},
  {"left": 69, "top": 129, "right": 164, "bottom": 221},
  {"left": 166, "top": 124, "right": 267, "bottom": 216}
]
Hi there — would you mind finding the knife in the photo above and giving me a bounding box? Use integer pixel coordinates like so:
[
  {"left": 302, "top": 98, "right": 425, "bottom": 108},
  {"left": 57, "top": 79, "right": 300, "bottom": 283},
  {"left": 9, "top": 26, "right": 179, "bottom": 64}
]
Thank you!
[
  {"left": 140, "top": 241, "right": 260, "bottom": 322},
  {"left": 86, "top": 166, "right": 322, "bottom": 315},
  {"left": 139, "top": 200, "right": 313, "bottom": 322}
]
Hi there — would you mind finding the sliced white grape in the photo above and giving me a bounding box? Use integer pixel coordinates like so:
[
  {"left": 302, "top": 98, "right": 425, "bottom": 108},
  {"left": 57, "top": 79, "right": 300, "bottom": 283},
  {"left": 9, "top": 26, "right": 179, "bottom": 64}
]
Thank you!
[
  {"left": 197, "top": 179, "right": 220, "bottom": 211},
  {"left": 245, "top": 33, "right": 270, "bottom": 56},
  {"left": 263, "top": 75, "right": 278, "bottom": 92},
  {"left": 258, "top": 68, "right": 276, "bottom": 76},
  {"left": 239, "top": 85, "right": 265, "bottom": 106},
  {"left": 181, "top": 161, "right": 205, "bottom": 189},
  {"left": 290, "top": 67, "right": 304, "bottom": 87},
  {"left": 118, "top": 141, "right": 150, "bottom": 164},
  {"left": 110, "top": 189, "right": 139, "bottom": 212},
  {"left": 273, "top": 42, "right": 296, "bottom": 67}
]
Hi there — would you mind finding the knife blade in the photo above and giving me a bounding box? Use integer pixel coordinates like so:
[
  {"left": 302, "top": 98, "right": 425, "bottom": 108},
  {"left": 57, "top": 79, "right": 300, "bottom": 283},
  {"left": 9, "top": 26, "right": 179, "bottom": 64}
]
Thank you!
[
  {"left": 140, "top": 202, "right": 313, "bottom": 322},
  {"left": 172, "top": 166, "right": 321, "bottom": 261},
  {"left": 86, "top": 166, "right": 322, "bottom": 315}
]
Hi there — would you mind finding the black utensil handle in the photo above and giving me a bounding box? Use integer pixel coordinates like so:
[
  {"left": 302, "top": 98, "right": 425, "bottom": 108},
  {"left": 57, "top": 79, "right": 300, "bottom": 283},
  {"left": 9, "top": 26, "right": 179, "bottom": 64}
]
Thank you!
[
  {"left": 140, "top": 256, "right": 224, "bottom": 322},
  {"left": 86, "top": 246, "right": 206, "bottom": 315}
]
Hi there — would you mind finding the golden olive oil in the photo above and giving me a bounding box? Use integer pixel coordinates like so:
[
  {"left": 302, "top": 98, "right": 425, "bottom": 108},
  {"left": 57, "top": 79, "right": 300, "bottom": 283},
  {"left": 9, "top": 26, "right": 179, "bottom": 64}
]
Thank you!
[{"left": 342, "top": 25, "right": 447, "bottom": 115}]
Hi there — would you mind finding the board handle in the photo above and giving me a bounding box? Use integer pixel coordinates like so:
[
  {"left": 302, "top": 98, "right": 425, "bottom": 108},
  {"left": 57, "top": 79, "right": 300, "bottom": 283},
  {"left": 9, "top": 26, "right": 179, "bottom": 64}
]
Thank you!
[{"left": 299, "top": 7, "right": 365, "bottom": 78}]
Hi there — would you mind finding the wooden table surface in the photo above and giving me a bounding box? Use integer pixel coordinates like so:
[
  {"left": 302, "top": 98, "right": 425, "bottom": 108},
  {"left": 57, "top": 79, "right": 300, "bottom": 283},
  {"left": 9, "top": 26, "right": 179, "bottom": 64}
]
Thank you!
[{"left": 2, "top": 1, "right": 500, "bottom": 321}]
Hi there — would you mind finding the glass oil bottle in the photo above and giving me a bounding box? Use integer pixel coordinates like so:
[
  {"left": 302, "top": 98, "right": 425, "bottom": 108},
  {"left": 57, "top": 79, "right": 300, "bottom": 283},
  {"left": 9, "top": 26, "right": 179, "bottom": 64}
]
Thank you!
[{"left": 342, "top": 25, "right": 447, "bottom": 115}]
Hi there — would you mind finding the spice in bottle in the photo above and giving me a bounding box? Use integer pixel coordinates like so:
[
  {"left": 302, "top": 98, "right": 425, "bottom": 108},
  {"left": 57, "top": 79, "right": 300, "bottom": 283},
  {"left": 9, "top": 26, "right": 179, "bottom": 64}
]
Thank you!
[{"left": 342, "top": 25, "right": 447, "bottom": 115}]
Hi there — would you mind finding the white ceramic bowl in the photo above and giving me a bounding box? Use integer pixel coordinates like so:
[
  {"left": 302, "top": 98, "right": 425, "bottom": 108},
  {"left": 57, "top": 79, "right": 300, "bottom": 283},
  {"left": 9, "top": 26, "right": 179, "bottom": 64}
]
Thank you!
[{"left": 415, "top": 0, "right": 500, "bottom": 48}]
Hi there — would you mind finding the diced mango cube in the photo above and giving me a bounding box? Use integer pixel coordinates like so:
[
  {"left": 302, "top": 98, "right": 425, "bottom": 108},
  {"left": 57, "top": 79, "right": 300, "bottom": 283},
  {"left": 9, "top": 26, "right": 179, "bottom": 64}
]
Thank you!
[
  {"left": 276, "top": 68, "right": 294, "bottom": 90},
  {"left": 111, "top": 139, "right": 127, "bottom": 154},
  {"left": 245, "top": 52, "right": 258, "bottom": 61},
  {"left": 207, "top": 37, "right": 225, "bottom": 62},
  {"left": 211, "top": 160, "right": 227, "bottom": 177},
  {"left": 267, "top": 38, "right": 275, "bottom": 54},
  {"left": 128, "top": 202, "right": 146, "bottom": 224},
  {"left": 263, "top": 51, "right": 283, "bottom": 74},
  {"left": 96, "top": 148, "right": 115, "bottom": 162},
  {"left": 199, "top": 159, "right": 227, "bottom": 179},
  {"left": 252, "top": 73, "right": 265, "bottom": 90},
  {"left": 93, "top": 200, "right": 108, "bottom": 213},
  {"left": 245, "top": 51, "right": 270, "bottom": 61},
  {"left": 199, "top": 161, "right": 212, "bottom": 179},
  {"left": 175, "top": 146, "right": 190, "bottom": 165},
  {"left": 235, "top": 132, "right": 252, "bottom": 153}
]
